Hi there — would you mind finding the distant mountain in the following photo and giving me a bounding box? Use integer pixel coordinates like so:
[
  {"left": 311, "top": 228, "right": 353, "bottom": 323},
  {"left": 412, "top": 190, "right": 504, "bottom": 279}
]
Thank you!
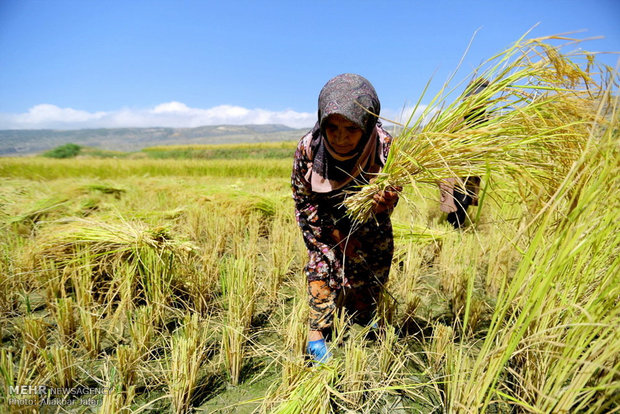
[{"left": 0, "top": 124, "right": 310, "bottom": 156}]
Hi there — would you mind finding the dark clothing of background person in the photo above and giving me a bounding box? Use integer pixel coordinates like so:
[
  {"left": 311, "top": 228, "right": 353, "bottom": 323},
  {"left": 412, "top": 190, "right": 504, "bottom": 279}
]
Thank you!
[{"left": 440, "top": 79, "right": 489, "bottom": 229}]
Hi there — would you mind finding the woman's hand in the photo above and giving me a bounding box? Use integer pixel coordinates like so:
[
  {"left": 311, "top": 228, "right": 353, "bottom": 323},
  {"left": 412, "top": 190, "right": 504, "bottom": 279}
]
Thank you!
[{"left": 372, "top": 185, "right": 402, "bottom": 214}]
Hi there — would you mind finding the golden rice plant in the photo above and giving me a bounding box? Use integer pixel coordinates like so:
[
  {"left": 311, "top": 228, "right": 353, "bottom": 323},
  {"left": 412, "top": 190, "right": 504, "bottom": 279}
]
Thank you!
[
  {"left": 344, "top": 35, "right": 615, "bottom": 223},
  {"left": 102, "top": 262, "right": 141, "bottom": 338},
  {"left": 278, "top": 272, "right": 310, "bottom": 389},
  {"left": 428, "top": 323, "right": 454, "bottom": 374},
  {"left": 0, "top": 241, "right": 21, "bottom": 318},
  {"left": 78, "top": 306, "right": 101, "bottom": 357},
  {"left": 0, "top": 349, "right": 15, "bottom": 401},
  {"left": 43, "top": 345, "right": 76, "bottom": 389},
  {"left": 341, "top": 329, "right": 369, "bottom": 409},
  {"left": 128, "top": 305, "right": 156, "bottom": 357},
  {"left": 483, "top": 228, "right": 521, "bottom": 297},
  {"left": 442, "top": 85, "right": 619, "bottom": 411},
  {"left": 166, "top": 313, "right": 209, "bottom": 414},
  {"left": 33, "top": 217, "right": 196, "bottom": 331},
  {"left": 183, "top": 204, "right": 234, "bottom": 314},
  {"left": 20, "top": 316, "right": 47, "bottom": 354},
  {"left": 265, "top": 208, "right": 297, "bottom": 300},
  {"left": 114, "top": 344, "right": 141, "bottom": 401},
  {"left": 268, "top": 362, "right": 342, "bottom": 414},
  {"left": 52, "top": 297, "right": 76, "bottom": 345},
  {"left": 33, "top": 217, "right": 196, "bottom": 283},
  {"left": 438, "top": 233, "right": 478, "bottom": 321},
  {"left": 69, "top": 253, "right": 95, "bottom": 308},
  {"left": 220, "top": 255, "right": 256, "bottom": 386},
  {"left": 100, "top": 358, "right": 135, "bottom": 414},
  {"left": 377, "top": 324, "right": 397, "bottom": 375},
  {"left": 15, "top": 347, "right": 42, "bottom": 403},
  {"left": 8, "top": 196, "right": 69, "bottom": 227}
]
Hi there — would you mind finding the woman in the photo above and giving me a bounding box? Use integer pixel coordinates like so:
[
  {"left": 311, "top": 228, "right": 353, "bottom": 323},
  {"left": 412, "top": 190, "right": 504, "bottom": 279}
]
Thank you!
[{"left": 291, "top": 73, "right": 400, "bottom": 363}]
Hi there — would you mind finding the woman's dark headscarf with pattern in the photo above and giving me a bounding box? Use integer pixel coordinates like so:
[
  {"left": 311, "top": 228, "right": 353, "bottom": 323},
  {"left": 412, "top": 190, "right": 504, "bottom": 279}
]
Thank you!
[{"left": 306, "top": 73, "right": 383, "bottom": 193}]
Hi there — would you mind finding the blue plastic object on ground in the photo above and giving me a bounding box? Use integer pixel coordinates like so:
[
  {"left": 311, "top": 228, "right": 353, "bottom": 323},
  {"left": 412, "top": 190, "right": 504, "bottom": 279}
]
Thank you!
[{"left": 307, "top": 338, "right": 332, "bottom": 364}]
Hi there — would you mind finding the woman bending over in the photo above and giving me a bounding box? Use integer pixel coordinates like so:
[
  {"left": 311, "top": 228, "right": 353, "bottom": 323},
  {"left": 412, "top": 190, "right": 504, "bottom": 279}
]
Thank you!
[{"left": 291, "top": 73, "right": 400, "bottom": 363}]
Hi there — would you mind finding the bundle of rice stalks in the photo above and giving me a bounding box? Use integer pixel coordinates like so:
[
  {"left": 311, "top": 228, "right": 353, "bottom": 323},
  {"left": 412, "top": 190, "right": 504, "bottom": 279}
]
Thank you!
[
  {"left": 345, "top": 34, "right": 617, "bottom": 222},
  {"left": 34, "top": 217, "right": 196, "bottom": 266},
  {"left": 82, "top": 183, "right": 126, "bottom": 198},
  {"left": 166, "top": 314, "right": 209, "bottom": 413},
  {"left": 441, "top": 79, "right": 619, "bottom": 411},
  {"left": 31, "top": 217, "right": 197, "bottom": 308},
  {"left": 268, "top": 362, "right": 341, "bottom": 414},
  {"left": 220, "top": 255, "right": 256, "bottom": 386},
  {"left": 8, "top": 196, "right": 69, "bottom": 226}
]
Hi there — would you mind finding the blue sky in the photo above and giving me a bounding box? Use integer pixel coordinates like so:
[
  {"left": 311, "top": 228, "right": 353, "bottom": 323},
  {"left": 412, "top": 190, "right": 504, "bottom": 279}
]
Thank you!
[{"left": 0, "top": 0, "right": 618, "bottom": 130}]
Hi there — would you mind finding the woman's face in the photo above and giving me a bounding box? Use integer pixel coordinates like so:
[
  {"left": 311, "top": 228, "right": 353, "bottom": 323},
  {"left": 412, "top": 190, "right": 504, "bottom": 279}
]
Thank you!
[{"left": 324, "top": 114, "right": 363, "bottom": 154}]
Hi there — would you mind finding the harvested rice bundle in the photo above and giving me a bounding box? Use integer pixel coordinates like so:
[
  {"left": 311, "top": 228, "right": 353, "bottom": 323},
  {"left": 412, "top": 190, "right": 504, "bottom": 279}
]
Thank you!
[
  {"left": 344, "top": 35, "right": 617, "bottom": 223},
  {"left": 8, "top": 196, "right": 69, "bottom": 226},
  {"left": 31, "top": 217, "right": 197, "bottom": 282}
]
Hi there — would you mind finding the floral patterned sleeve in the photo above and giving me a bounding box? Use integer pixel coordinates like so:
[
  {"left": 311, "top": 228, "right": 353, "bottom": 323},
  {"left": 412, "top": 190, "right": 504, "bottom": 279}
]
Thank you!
[{"left": 291, "top": 134, "right": 343, "bottom": 285}]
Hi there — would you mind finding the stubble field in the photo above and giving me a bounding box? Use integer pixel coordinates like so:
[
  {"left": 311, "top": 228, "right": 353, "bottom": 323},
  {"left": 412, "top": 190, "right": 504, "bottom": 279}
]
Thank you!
[{"left": 0, "top": 137, "right": 618, "bottom": 413}]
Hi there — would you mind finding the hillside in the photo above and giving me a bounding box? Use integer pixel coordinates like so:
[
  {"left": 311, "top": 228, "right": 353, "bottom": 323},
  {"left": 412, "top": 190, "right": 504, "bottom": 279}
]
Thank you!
[{"left": 0, "top": 124, "right": 309, "bottom": 155}]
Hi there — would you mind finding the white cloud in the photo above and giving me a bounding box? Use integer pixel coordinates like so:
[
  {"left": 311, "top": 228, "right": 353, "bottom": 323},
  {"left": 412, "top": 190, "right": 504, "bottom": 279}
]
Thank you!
[
  {"left": 12, "top": 104, "right": 108, "bottom": 126},
  {"left": 0, "top": 102, "right": 437, "bottom": 131},
  {"left": 0, "top": 102, "right": 316, "bottom": 129}
]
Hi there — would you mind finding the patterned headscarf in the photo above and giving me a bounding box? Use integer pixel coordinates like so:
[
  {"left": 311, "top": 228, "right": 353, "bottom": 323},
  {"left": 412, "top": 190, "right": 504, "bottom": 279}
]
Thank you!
[{"left": 305, "top": 73, "right": 383, "bottom": 193}]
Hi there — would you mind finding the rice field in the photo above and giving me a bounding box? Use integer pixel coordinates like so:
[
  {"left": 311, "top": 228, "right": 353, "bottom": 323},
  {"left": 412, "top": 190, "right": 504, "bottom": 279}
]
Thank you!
[{"left": 0, "top": 36, "right": 619, "bottom": 413}]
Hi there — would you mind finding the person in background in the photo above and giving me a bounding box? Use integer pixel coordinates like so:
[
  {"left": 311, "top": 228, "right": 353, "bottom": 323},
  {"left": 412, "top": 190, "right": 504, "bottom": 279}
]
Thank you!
[
  {"left": 291, "top": 73, "right": 400, "bottom": 363},
  {"left": 439, "top": 78, "right": 489, "bottom": 229}
]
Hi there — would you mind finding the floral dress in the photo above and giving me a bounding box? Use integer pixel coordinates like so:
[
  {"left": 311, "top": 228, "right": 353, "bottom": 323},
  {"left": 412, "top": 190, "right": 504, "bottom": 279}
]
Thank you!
[{"left": 291, "top": 126, "right": 396, "bottom": 330}]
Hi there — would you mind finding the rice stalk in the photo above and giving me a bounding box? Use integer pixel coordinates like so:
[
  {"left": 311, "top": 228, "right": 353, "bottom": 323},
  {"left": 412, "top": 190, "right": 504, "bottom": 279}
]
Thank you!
[
  {"left": 34, "top": 217, "right": 196, "bottom": 280},
  {"left": 0, "top": 240, "right": 21, "bottom": 317},
  {"left": 82, "top": 183, "right": 126, "bottom": 198},
  {"left": 102, "top": 262, "right": 139, "bottom": 339},
  {"left": 34, "top": 217, "right": 196, "bottom": 329},
  {"left": 427, "top": 323, "right": 454, "bottom": 374},
  {"left": 13, "top": 350, "right": 42, "bottom": 408},
  {"left": 344, "top": 35, "right": 615, "bottom": 223},
  {"left": 115, "top": 345, "right": 140, "bottom": 399},
  {"left": 269, "top": 362, "right": 341, "bottom": 414},
  {"left": 166, "top": 313, "right": 209, "bottom": 414},
  {"left": 438, "top": 233, "right": 479, "bottom": 322},
  {"left": 43, "top": 346, "right": 76, "bottom": 389},
  {"left": 342, "top": 330, "right": 369, "bottom": 408},
  {"left": 52, "top": 297, "right": 76, "bottom": 345},
  {"left": 20, "top": 316, "right": 47, "bottom": 354},
  {"left": 100, "top": 358, "right": 135, "bottom": 414},
  {"left": 78, "top": 306, "right": 101, "bottom": 357},
  {"left": 484, "top": 229, "right": 521, "bottom": 297},
  {"left": 128, "top": 305, "right": 156, "bottom": 357},
  {"left": 0, "top": 349, "right": 14, "bottom": 400},
  {"left": 183, "top": 206, "right": 230, "bottom": 314},
  {"left": 443, "top": 87, "right": 619, "bottom": 411},
  {"left": 69, "top": 251, "right": 95, "bottom": 308},
  {"left": 276, "top": 271, "right": 310, "bottom": 390},
  {"left": 266, "top": 208, "right": 296, "bottom": 300},
  {"left": 377, "top": 323, "right": 400, "bottom": 377},
  {"left": 220, "top": 255, "right": 256, "bottom": 386},
  {"left": 8, "top": 196, "right": 69, "bottom": 226},
  {"left": 392, "top": 242, "right": 424, "bottom": 327}
]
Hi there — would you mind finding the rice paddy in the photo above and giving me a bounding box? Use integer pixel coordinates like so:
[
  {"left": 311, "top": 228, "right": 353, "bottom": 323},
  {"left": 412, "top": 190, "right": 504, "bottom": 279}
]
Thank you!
[{"left": 0, "top": 35, "right": 618, "bottom": 413}]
